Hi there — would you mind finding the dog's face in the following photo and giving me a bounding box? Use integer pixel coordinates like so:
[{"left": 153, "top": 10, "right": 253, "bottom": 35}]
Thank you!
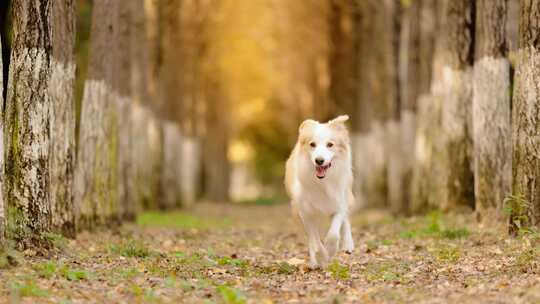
[{"left": 298, "top": 115, "right": 350, "bottom": 179}]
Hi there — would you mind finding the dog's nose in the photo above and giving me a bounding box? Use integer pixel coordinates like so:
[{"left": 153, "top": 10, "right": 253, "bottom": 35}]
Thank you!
[{"left": 315, "top": 158, "right": 324, "bottom": 165}]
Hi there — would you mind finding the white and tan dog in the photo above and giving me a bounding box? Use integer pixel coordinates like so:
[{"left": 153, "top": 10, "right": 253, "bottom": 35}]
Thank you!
[{"left": 285, "top": 115, "right": 355, "bottom": 269}]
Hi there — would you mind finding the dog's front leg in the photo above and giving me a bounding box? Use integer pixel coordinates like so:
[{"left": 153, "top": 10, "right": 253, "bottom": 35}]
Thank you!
[
  {"left": 325, "top": 212, "right": 345, "bottom": 258},
  {"left": 300, "top": 213, "right": 328, "bottom": 269},
  {"left": 341, "top": 216, "right": 354, "bottom": 254}
]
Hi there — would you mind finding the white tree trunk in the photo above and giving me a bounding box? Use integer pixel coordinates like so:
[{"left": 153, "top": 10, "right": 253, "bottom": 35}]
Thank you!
[
  {"left": 116, "top": 95, "right": 133, "bottom": 220},
  {"left": 387, "top": 119, "right": 404, "bottom": 214},
  {"left": 180, "top": 137, "right": 200, "bottom": 206},
  {"left": 161, "top": 121, "right": 182, "bottom": 208},
  {"left": 5, "top": 1, "right": 56, "bottom": 243},
  {"left": 473, "top": 57, "right": 511, "bottom": 223},
  {"left": 131, "top": 104, "right": 162, "bottom": 210},
  {"left": 411, "top": 94, "right": 442, "bottom": 213},
  {"left": 354, "top": 122, "right": 387, "bottom": 208},
  {"left": 74, "top": 81, "right": 119, "bottom": 229},
  {"left": 49, "top": 58, "right": 76, "bottom": 236},
  {"left": 440, "top": 66, "right": 475, "bottom": 211},
  {"left": 473, "top": 0, "right": 510, "bottom": 225}
]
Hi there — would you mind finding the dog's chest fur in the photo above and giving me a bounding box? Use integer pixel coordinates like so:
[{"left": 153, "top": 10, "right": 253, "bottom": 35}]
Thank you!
[{"left": 296, "top": 171, "right": 348, "bottom": 215}]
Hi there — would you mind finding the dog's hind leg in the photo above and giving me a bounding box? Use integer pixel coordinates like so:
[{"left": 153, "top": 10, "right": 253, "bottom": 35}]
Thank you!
[
  {"left": 300, "top": 213, "right": 328, "bottom": 269},
  {"left": 341, "top": 216, "right": 354, "bottom": 254}
]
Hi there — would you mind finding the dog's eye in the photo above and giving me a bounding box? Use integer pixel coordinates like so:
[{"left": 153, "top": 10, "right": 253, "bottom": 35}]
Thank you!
[
  {"left": 309, "top": 142, "right": 316, "bottom": 148},
  {"left": 327, "top": 142, "right": 334, "bottom": 148}
]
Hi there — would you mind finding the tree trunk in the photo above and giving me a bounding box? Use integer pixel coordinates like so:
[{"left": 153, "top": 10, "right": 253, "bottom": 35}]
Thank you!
[
  {"left": 389, "top": 0, "right": 420, "bottom": 216},
  {"left": 203, "top": 78, "right": 230, "bottom": 202},
  {"left": 510, "top": 0, "right": 540, "bottom": 234},
  {"left": 506, "top": 0, "right": 520, "bottom": 54},
  {"left": 473, "top": 0, "right": 511, "bottom": 224},
  {"left": 410, "top": 0, "right": 440, "bottom": 213},
  {"left": 5, "top": 0, "right": 51, "bottom": 244},
  {"left": 4, "top": 0, "right": 75, "bottom": 244},
  {"left": 0, "top": 33, "right": 4, "bottom": 241},
  {"left": 130, "top": 0, "right": 159, "bottom": 213},
  {"left": 137, "top": 0, "right": 164, "bottom": 211},
  {"left": 158, "top": 0, "right": 184, "bottom": 208},
  {"left": 399, "top": 0, "right": 421, "bottom": 213},
  {"left": 354, "top": 0, "right": 398, "bottom": 208},
  {"left": 162, "top": 121, "right": 182, "bottom": 208},
  {"left": 328, "top": 0, "right": 358, "bottom": 123},
  {"left": 437, "top": 0, "right": 476, "bottom": 211},
  {"left": 49, "top": 0, "right": 76, "bottom": 237},
  {"left": 112, "top": 0, "right": 135, "bottom": 220},
  {"left": 74, "top": 0, "right": 120, "bottom": 230}
]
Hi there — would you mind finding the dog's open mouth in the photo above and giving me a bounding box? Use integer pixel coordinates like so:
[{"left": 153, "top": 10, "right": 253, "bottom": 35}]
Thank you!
[{"left": 315, "top": 163, "right": 331, "bottom": 179}]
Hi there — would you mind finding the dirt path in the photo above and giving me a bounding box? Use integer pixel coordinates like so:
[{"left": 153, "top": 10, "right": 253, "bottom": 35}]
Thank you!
[{"left": 1, "top": 202, "right": 540, "bottom": 303}]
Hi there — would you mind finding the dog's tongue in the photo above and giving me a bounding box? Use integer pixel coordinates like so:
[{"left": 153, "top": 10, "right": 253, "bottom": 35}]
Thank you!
[{"left": 316, "top": 165, "right": 327, "bottom": 178}]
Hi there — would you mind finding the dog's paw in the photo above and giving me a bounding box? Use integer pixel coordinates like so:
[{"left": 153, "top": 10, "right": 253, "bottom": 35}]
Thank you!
[
  {"left": 308, "top": 261, "right": 320, "bottom": 270},
  {"left": 325, "top": 234, "right": 340, "bottom": 258},
  {"left": 315, "top": 245, "right": 329, "bottom": 267},
  {"left": 341, "top": 240, "right": 354, "bottom": 254}
]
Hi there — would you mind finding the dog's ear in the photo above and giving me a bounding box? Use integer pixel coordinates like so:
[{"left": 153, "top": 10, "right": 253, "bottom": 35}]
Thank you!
[
  {"left": 299, "top": 119, "right": 317, "bottom": 133},
  {"left": 328, "top": 115, "right": 349, "bottom": 125},
  {"left": 328, "top": 115, "right": 350, "bottom": 131}
]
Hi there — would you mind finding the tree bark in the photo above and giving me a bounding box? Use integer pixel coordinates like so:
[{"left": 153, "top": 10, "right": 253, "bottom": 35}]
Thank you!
[
  {"left": 129, "top": 0, "right": 159, "bottom": 214},
  {"left": 437, "top": 0, "right": 476, "bottom": 211},
  {"left": 4, "top": 0, "right": 75, "bottom": 244},
  {"left": 203, "top": 78, "right": 230, "bottom": 202},
  {"left": 506, "top": 0, "right": 520, "bottom": 53},
  {"left": 354, "top": 0, "right": 398, "bottom": 208},
  {"left": 392, "top": 0, "right": 420, "bottom": 215},
  {"left": 0, "top": 33, "right": 4, "bottom": 241},
  {"left": 5, "top": 0, "right": 51, "bottom": 244},
  {"left": 510, "top": 0, "right": 540, "bottom": 234},
  {"left": 162, "top": 121, "right": 182, "bottom": 208},
  {"left": 158, "top": 0, "right": 184, "bottom": 208},
  {"left": 112, "top": 0, "right": 135, "bottom": 220},
  {"left": 49, "top": 0, "right": 76, "bottom": 237},
  {"left": 328, "top": 0, "right": 358, "bottom": 125},
  {"left": 410, "top": 0, "right": 441, "bottom": 213},
  {"left": 473, "top": 0, "right": 511, "bottom": 224},
  {"left": 74, "top": 0, "right": 120, "bottom": 230},
  {"left": 140, "top": 0, "right": 163, "bottom": 209}
]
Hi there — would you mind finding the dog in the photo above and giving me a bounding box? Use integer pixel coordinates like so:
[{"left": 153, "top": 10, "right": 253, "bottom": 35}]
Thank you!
[{"left": 285, "top": 115, "right": 355, "bottom": 269}]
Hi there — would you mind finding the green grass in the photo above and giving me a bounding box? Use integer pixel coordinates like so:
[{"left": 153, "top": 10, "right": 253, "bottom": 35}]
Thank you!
[
  {"left": 110, "top": 240, "right": 154, "bottom": 258},
  {"left": 514, "top": 246, "right": 540, "bottom": 271},
  {"left": 433, "top": 245, "right": 460, "bottom": 263},
  {"left": 33, "top": 261, "right": 89, "bottom": 281},
  {"left": 10, "top": 280, "right": 49, "bottom": 298},
  {"left": 365, "top": 260, "right": 410, "bottom": 283},
  {"left": 33, "top": 261, "right": 58, "bottom": 279},
  {"left": 275, "top": 262, "right": 297, "bottom": 275},
  {"left": 59, "top": 265, "right": 88, "bottom": 281},
  {"left": 174, "top": 252, "right": 214, "bottom": 278},
  {"left": 327, "top": 260, "right": 350, "bottom": 280},
  {"left": 0, "top": 241, "right": 23, "bottom": 269},
  {"left": 504, "top": 194, "right": 536, "bottom": 236},
  {"left": 137, "top": 211, "right": 230, "bottom": 230},
  {"left": 42, "top": 232, "right": 69, "bottom": 250},
  {"left": 216, "top": 256, "right": 250, "bottom": 271},
  {"left": 217, "top": 285, "right": 247, "bottom": 304},
  {"left": 400, "top": 211, "right": 470, "bottom": 240}
]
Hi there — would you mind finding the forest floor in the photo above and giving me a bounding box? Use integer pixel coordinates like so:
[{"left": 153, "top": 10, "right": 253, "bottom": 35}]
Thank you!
[{"left": 1, "top": 202, "right": 540, "bottom": 304}]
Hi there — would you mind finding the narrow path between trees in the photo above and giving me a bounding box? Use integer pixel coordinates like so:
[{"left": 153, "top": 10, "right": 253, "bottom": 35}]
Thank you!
[{"left": 1, "top": 203, "right": 540, "bottom": 303}]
